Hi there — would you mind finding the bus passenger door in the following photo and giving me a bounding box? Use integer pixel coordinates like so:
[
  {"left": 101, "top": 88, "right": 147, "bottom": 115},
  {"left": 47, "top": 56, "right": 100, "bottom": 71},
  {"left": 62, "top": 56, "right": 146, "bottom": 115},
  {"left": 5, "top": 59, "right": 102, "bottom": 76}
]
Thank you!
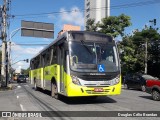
[
  {"left": 42, "top": 54, "right": 45, "bottom": 89},
  {"left": 58, "top": 44, "right": 65, "bottom": 93}
]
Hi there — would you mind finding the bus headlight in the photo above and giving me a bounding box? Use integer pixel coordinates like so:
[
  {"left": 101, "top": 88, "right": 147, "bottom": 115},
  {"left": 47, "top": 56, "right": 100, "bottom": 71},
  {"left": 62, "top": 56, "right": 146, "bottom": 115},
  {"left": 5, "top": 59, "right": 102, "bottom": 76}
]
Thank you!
[
  {"left": 71, "top": 76, "right": 81, "bottom": 85},
  {"left": 110, "top": 75, "right": 120, "bottom": 85}
]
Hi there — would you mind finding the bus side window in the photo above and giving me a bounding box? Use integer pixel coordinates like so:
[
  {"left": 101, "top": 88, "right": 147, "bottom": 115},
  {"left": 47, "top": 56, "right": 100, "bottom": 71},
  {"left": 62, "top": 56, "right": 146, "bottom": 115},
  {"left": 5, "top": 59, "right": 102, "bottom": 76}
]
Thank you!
[
  {"left": 63, "top": 51, "right": 68, "bottom": 72},
  {"left": 44, "top": 52, "right": 48, "bottom": 67},
  {"left": 34, "top": 56, "right": 40, "bottom": 69},
  {"left": 51, "top": 47, "right": 57, "bottom": 64},
  {"left": 41, "top": 54, "right": 46, "bottom": 67},
  {"left": 30, "top": 60, "right": 34, "bottom": 70},
  {"left": 45, "top": 49, "right": 51, "bottom": 66},
  {"left": 37, "top": 56, "right": 41, "bottom": 68}
]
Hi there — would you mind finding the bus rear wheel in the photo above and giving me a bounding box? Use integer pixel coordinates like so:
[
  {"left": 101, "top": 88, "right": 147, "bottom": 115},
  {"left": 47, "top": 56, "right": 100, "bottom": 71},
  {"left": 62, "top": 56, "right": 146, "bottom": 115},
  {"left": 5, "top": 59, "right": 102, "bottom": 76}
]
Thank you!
[
  {"left": 34, "top": 81, "right": 37, "bottom": 91},
  {"left": 51, "top": 82, "right": 59, "bottom": 99}
]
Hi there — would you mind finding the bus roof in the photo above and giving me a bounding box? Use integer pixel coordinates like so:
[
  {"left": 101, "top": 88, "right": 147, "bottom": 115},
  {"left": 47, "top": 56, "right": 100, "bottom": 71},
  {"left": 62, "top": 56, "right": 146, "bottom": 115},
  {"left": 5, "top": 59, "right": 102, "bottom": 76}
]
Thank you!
[{"left": 30, "top": 31, "right": 113, "bottom": 61}]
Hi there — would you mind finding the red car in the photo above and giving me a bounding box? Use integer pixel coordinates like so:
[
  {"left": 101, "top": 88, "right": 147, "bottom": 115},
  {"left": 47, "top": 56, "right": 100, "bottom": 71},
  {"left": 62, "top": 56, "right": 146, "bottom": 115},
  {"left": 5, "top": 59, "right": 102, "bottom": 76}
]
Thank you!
[{"left": 146, "top": 78, "right": 160, "bottom": 101}]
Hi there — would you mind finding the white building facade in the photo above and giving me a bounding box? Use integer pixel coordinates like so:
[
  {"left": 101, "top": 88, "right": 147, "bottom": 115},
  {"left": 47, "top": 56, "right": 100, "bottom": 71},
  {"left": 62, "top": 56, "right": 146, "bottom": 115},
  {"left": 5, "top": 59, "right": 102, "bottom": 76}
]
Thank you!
[{"left": 84, "top": 0, "right": 110, "bottom": 28}]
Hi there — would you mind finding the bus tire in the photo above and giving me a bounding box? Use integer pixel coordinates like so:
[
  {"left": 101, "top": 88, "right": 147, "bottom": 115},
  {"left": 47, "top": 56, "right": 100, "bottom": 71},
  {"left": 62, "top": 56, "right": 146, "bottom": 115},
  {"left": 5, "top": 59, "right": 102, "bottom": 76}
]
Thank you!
[
  {"left": 51, "top": 82, "right": 59, "bottom": 99},
  {"left": 34, "top": 80, "right": 37, "bottom": 91}
]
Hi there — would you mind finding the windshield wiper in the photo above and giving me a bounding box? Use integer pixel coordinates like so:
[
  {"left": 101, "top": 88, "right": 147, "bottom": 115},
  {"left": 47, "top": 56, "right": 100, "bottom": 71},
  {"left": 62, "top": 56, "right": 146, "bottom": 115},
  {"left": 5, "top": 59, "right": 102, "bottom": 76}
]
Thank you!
[{"left": 80, "top": 40, "right": 93, "bottom": 55}]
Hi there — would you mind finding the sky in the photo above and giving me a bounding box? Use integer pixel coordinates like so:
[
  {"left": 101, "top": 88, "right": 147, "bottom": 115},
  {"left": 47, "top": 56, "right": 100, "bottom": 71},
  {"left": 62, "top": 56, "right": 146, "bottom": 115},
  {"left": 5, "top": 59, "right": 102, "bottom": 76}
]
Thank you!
[{"left": 0, "top": 0, "right": 160, "bottom": 70}]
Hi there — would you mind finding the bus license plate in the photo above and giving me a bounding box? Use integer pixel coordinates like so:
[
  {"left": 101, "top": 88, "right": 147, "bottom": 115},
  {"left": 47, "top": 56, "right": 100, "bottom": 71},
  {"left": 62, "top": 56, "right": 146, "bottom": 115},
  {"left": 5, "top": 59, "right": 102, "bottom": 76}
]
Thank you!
[{"left": 94, "top": 88, "right": 104, "bottom": 92}]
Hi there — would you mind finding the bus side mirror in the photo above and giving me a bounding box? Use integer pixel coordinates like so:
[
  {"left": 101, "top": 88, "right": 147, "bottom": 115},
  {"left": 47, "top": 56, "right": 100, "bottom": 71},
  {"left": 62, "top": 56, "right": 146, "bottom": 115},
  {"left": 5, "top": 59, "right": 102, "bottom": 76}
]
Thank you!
[{"left": 26, "top": 59, "right": 29, "bottom": 63}]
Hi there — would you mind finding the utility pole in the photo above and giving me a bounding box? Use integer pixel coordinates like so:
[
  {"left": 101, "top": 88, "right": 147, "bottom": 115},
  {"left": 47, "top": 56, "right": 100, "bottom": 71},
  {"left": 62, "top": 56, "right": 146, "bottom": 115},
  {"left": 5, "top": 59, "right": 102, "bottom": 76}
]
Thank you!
[
  {"left": 1, "top": 0, "right": 8, "bottom": 87},
  {"left": 144, "top": 40, "right": 148, "bottom": 74},
  {"left": 8, "top": 27, "right": 21, "bottom": 85}
]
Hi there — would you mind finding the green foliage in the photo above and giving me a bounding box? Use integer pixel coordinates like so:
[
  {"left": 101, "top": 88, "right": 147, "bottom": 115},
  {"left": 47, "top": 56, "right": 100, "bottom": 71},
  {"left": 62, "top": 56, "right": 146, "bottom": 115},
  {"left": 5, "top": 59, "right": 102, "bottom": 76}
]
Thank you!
[
  {"left": 21, "top": 68, "right": 30, "bottom": 75},
  {"left": 85, "top": 19, "right": 99, "bottom": 32},
  {"left": 118, "top": 35, "right": 138, "bottom": 74},
  {"left": 119, "top": 27, "right": 160, "bottom": 78},
  {"left": 99, "top": 14, "right": 131, "bottom": 37},
  {"left": 85, "top": 14, "right": 132, "bottom": 38}
]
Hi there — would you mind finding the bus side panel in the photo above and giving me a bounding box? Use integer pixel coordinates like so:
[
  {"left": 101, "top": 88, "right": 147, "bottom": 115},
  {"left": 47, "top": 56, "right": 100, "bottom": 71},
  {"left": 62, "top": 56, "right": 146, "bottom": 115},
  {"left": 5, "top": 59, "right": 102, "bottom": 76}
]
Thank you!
[
  {"left": 44, "top": 64, "right": 60, "bottom": 91},
  {"left": 63, "top": 71, "right": 72, "bottom": 96},
  {"left": 30, "top": 70, "right": 33, "bottom": 84},
  {"left": 32, "top": 69, "right": 37, "bottom": 84},
  {"left": 44, "top": 65, "right": 52, "bottom": 90},
  {"left": 37, "top": 68, "right": 41, "bottom": 87},
  {"left": 41, "top": 68, "right": 44, "bottom": 88},
  {"left": 54, "top": 64, "right": 60, "bottom": 92},
  {"left": 31, "top": 68, "right": 42, "bottom": 87}
]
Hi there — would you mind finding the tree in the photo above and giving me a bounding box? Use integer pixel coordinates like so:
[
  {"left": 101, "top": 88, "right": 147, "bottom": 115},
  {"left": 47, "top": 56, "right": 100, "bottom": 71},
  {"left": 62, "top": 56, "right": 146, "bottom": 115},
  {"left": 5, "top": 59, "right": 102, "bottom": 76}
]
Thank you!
[
  {"left": 85, "top": 18, "right": 99, "bottom": 32},
  {"left": 21, "top": 68, "right": 30, "bottom": 75},
  {"left": 132, "top": 28, "right": 160, "bottom": 77},
  {"left": 99, "top": 14, "right": 131, "bottom": 38},
  {"left": 119, "top": 27, "right": 160, "bottom": 78},
  {"left": 85, "top": 14, "right": 131, "bottom": 38},
  {"left": 118, "top": 35, "right": 138, "bottom": 75}
]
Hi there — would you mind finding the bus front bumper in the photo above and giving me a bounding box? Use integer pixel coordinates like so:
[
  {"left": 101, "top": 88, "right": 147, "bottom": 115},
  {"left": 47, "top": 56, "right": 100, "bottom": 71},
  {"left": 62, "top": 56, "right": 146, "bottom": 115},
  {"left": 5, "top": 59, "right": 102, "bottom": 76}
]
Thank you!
[{"left": 66, "top": 82, "right": 121, "bottom": 97}]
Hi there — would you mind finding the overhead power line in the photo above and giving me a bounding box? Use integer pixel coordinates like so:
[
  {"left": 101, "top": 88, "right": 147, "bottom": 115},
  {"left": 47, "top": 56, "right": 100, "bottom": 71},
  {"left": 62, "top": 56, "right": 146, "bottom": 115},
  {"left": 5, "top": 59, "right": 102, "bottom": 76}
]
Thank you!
[
  {"left": 103, "top": 0, "right": 160, "bottom": 9},
  {"left": 11, "top": 44, "right": 48, "bottom": 46},
  {"left": 11, "top": 0, "right": 160, "bottom": 19}
]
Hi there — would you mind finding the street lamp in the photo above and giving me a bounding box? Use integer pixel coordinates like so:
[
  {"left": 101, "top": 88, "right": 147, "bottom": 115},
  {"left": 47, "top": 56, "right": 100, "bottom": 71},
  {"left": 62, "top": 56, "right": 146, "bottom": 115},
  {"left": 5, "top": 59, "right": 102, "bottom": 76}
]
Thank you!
[
  {"left": 7, "top": 28, "right": 21, "bottom": 85},
  {"left": 11, "top": 59, "right": 29, "bottom": 65},
  {"left": 8, "top": 27, "right": 21, "bottom": 62}
]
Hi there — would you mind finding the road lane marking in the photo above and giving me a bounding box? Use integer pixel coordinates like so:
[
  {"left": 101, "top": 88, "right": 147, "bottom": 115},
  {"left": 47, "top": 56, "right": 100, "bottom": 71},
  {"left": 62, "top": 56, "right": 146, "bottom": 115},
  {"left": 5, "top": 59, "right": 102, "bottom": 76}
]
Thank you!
[
  {"left": 20, "top": 104, "right": 25, "bottom": 111},
  {"left": 17, "top": 86, "right": 21, "bottom": 88},
  {"left": 17, "top": 96, "right": 19, "bottom": 99},
  {"left": 24, "top": 85, "right": 29, "bottom": 87}
]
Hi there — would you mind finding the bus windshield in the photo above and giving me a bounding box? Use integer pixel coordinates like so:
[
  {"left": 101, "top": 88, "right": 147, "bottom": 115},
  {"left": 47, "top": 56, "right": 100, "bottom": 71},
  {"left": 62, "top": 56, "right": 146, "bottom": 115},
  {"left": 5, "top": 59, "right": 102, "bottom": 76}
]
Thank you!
[{"left": 69, "top": 41, "right": 119, "bottom": 72}]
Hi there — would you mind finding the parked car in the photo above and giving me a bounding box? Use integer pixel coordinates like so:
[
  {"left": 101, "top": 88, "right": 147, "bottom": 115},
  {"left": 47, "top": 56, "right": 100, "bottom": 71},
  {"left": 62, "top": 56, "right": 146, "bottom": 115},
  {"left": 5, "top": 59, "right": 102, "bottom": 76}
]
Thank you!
[
  {"left": 25, "top": 75, "right": 29, "bottom": 81},
  {"left": 17, "top": 75, "right": 27, "bottom": 83},
  {"left": 123, "top": 73, "right": 158, "bottom": 91},
  {"left": 146, "top": 79, "right": 160, "bottom": 101}
]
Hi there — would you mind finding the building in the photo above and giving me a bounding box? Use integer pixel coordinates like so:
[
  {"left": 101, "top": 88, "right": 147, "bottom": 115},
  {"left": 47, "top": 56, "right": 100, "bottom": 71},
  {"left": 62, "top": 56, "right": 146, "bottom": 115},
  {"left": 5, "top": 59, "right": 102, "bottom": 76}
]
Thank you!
[
  {"left": 84, "top": 0, "right": 110, "bottom": 28},
  {"left": 58, "top": 24, "right": 81, "bottom": 37}
]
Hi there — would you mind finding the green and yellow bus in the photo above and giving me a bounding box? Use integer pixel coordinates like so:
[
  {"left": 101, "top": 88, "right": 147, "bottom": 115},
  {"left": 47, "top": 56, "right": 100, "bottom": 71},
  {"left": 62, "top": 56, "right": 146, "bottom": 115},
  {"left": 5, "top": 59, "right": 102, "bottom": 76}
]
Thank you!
[{"left": 30, "top": 31, "right": 121, "bottom": 99}]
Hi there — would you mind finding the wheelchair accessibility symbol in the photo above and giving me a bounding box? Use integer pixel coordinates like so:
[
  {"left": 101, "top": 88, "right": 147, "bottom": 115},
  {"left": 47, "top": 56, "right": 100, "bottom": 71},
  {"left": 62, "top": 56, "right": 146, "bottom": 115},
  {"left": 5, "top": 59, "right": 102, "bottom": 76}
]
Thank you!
[{"left": 98, "top": 64, "right": 105, "bottom": 72}]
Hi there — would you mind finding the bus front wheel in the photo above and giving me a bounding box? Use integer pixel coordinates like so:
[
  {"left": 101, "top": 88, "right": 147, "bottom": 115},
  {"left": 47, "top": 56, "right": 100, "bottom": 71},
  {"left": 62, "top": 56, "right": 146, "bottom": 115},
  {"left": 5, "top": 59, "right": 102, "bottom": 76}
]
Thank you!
[{"left": 51, "top": 82, "right": 59, "bottom": 99}]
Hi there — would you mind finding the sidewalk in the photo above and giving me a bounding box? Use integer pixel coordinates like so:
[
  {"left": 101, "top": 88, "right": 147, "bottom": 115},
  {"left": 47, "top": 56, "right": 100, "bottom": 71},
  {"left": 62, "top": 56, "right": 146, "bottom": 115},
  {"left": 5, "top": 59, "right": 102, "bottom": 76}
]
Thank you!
[{"left": 0, "top": 84, "right": 21, "bottom": 111}]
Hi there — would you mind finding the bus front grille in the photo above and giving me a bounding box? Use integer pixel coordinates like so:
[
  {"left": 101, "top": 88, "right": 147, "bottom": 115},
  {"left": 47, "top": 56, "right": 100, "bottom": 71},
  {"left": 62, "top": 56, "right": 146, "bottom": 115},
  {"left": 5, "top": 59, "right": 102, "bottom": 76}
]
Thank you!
[
  {"left": 80, "top": 74, "right": 117, "bottom": 81},
  {"left": 84, "top": 84, "right": 110, "bottom": 87}
]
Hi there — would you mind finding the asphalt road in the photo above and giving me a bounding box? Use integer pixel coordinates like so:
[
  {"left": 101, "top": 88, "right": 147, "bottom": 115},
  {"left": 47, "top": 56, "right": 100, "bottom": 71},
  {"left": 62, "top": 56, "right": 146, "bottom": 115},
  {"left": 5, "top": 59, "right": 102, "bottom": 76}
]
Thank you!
[{"left": 1, "top": 82, "right": 160, "bottom": 120}]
